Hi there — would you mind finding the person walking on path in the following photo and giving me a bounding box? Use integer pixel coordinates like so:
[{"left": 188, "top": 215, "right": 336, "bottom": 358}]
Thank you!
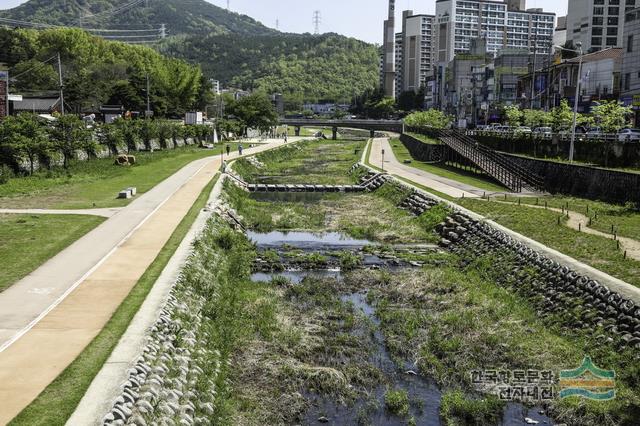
[
  {"left": 226, "top": 144, "right": 231, "bottom": 157},
  {"left": 238, "top": 144, "right": 243, "bottom": 156}
]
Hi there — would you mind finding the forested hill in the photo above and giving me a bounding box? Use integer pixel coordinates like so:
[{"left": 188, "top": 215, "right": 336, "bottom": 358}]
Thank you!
[
  {"left": 162, "top": 33, "right": 380, "bottom": 103},
  {"left": 0, "top": 0, "right": 276, "bottom": 36},
  {"left": 1, "top": 0, "right": 380, "bottom": 103}
]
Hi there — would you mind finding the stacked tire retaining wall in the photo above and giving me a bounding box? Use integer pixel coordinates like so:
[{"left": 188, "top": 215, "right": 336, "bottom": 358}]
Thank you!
[{"left": 358, "top": 160, "right": 640, "bottom": 353}]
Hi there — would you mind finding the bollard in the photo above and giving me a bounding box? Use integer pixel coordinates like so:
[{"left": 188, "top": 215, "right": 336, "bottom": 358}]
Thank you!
[
  {"left": 624, "top": 251, "right": 627, "bottom": 259},
  {"left": 557, "top": 216, "right": 561, "bottom": 225},
  {"left": 579, "top": 223, "right": 581, "bottom": 232},
  {"left": 518, "top": 198, "right": 521, "bottom": 206},
  {"left": 483, "top": 191, "right": 486, "bottom": 198},
  {"left": 586, "top": 205, "right": 589, "bottom": 214},
  {"left": 611, "top": 224, "right": 614, "bottom": 234},
  {"left": 505, "top": 194, "right": 507, "bottom": 201},
  {"left": 536, "top": 198, "right": 539, "bottom": 205},
  {"left": 617, "top": 240, "right": 620, "bottom": 250},
  {"left": 614, "top": 231, "right": 617, "bottom": 241},
  {"left": 545, "top": 201, "right": 548, "bottom": 209}
]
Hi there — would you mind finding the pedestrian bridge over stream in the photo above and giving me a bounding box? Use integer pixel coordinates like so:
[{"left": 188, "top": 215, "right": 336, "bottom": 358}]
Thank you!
[{"left": 279, "top": 119, "right": 404, "bottom": 139}]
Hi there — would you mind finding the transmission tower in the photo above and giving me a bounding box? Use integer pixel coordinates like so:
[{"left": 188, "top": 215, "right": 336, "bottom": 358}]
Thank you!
[
  {"left": 312, "top": 10, "right": 321, "bottom": 35},
  {"left": 276, "top": 19, "right": 279, "bottom": 30}
]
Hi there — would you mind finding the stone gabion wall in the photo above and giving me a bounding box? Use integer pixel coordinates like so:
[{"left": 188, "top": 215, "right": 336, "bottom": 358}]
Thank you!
[{"left": 399, "top": 133, "right": 446, "bottom": 163}]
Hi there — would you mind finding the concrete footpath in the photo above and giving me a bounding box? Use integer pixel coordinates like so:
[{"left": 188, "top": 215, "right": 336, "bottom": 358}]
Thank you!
[
  {"left": 0, "top": 138, "right": 295, "bottom": 424},
  {"left": 369, "top": 138, "right": 482, "bottom": 198}
]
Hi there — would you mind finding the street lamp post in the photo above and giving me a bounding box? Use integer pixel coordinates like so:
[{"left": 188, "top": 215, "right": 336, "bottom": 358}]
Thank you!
[{"left": 554, "top": 42, "right": 583, "bottom": 163}]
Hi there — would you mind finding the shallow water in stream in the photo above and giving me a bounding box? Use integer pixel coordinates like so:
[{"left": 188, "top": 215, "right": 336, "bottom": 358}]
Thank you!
[{"left": 248, "top": 231, "right": 554, "bottom": 426}]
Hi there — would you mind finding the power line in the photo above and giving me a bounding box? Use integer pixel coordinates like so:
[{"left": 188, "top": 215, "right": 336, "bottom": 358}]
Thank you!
[{"left": 10, "top": 55, "right": 58, "bottom": 80}]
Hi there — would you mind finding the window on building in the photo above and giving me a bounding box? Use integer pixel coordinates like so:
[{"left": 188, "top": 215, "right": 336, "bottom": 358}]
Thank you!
[
  {"left": 606, "top": 37, "right": 618, "bottom": 45},
  {"left": 629, "top": 35, "right": 634, "bottom": 52},
  {"left": 610, "top": 0, "right": 620, "bottom": 5},
  {"left": 594, "top": 6, "right": 604, "bottom": 14},
  {"left": 592, "top": 37, "right": 603, "bottom": 46},
  {"left": 625, "top": 73, "right": 631, "bottom": 91},
  {"left": 593, "top": 16, "right": 604, "bottom": 25},
  {"left": 608, "top": 17, "right": 619, "bottom": 25},
  {"left": 594, "top": 0, "right": 604, "bottom": 4},
  {"left": 609, "top": 7, "right": 619, "bottom": 15},
  {"left": 608, "top": 27, "right": 618, "bottom": 35},
  {"left": 627, "top": 0, "right": 636, "bottom": 6},
  {"left": 593, "top": 27, "right": 603, "bottom": 35}
]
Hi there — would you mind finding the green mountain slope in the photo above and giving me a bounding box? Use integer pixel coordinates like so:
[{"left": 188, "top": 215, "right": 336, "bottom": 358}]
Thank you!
[
  {"left": 0, "top": 0, "right": 275, "bottom": 36},
  {"left": 162, "top": 33, "right": 379, "bottom": 103},
  {"left": 1, "top": 0, "right": 380, "bottom": 103}
]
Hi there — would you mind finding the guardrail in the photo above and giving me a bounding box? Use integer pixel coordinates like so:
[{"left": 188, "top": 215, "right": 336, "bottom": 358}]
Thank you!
[{"left": 465, "top": 130, "right": 638, "bottom": 143}]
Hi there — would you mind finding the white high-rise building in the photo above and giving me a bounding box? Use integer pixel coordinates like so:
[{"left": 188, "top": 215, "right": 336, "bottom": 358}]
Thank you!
[
  {"left": 395, "top": 11, "right": 437, "bottom": 95},
  {"left": 566, "top": 0, "right": 638, "bottom": 52},
  {"left": 435, "top": 0, "right": 555, "bottom": 63}
]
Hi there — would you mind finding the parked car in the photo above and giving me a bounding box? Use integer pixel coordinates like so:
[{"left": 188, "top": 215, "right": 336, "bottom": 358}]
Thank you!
[
  {"left": 586, "top": 127, "right": 604, "bottom": 139},
  {"left": 618, "top": 128, "right": 640, "bottom": 142},
  {"left": 533, "top": 127, "right": 552, "bottom": 137},
  {"left": 515, "top": 126, "right": 532, "bottom": 134}
]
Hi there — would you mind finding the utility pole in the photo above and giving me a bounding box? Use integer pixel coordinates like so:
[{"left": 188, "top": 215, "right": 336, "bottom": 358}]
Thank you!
[
  {"left": 146, "top": 73, "right": 151, "bottom": 118},
  {"left": 57, "top": 52, "right": 65, "bottom": 115},
  {"left": 160, "top": 23, "right": 166, "bottom": 39},
  {"left": 530, "top": 37, "right": 537, "bottom": 109},
  {"left": 570, "top": 43, "right": 583, "bottom": 163}
]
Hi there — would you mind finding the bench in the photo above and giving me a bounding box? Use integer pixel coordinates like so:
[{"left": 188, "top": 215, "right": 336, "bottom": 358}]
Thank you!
[{"left": 118, "top": 187, "right": 137, "bottom": 199}]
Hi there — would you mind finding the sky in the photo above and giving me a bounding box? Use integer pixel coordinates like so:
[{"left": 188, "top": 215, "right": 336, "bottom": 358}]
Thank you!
[{"left": 0, "top": 0, "right": 569, "bottom": 44}]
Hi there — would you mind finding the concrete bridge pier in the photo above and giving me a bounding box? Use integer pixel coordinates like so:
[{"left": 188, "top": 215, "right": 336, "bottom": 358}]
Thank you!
[
  {"left": 295, "top": 126, "right": 301, "bottom": 136},
  {"left": 332, "top": 126, "right": 338, "bottom": 140}
]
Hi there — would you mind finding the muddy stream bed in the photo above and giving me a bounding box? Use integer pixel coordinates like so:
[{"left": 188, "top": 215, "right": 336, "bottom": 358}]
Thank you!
[{"left": 247, "top": 230, "right": 553, "bottom": 426}]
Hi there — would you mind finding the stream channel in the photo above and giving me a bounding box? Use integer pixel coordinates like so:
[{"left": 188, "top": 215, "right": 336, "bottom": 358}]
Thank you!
[{"left": 247, "top": 230, "right": 554, "bottom": 426}]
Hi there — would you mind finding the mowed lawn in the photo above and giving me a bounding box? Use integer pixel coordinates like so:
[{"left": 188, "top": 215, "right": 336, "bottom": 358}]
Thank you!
[
  {"left": 0, "top": 214, "right": 105, "bottom": 292},
  {"left": 0, "top": 144, "right": 246, "bottom": 209}
]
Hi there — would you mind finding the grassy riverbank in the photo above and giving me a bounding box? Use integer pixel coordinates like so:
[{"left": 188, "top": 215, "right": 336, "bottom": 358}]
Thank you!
[
  {"left": 0, "top": 144, "right": 243, "bottom": 209},
  {"left": 0, "top": 214, "right": 105, "bottom": 292},
  {"left": 11, "top": 175, "right": 219, "bottom": 425}
]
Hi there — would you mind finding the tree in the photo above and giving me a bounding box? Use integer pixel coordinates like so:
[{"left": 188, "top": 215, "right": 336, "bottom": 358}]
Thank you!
[
  {"left": 591, "top": 101, "right": 632, "bottom": 134},
  {"left": 49, "top": 115, "right": 94, "bottom": 168},
  {"left": 226, "top": 93, "right": 278, "bottom": 134},
  {"left": 404, "top": 109, "right": 453, "bottom": 129},
  {"left": 503, "top": 105, "right": 523, "bottom": 127},
  {"left": 551, "top": 100, "right": 574, "bottom": 132},
  {"left": 368, "top": 97, "right": 396, "bottom": 120},
  {"left": 397, "top": 91, "right": 418, "bottom": 112},
  {"left": 98, "top": 124, "right": 125, "bottom": 156},
  {"left": 522, "top": 109, "right": 552, "bottom": 128},
  {"left": 0, "top": 113, "right": 50, "bottom": 174}
]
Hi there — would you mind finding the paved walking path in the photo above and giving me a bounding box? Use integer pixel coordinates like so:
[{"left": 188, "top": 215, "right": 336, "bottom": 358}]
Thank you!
[
  {"left": 0, "top": 138, "right": 296, "bottom": 424},
  {"left": 489, "top": 199, "right": 640, "bottom": 261},
  {"left": 0, "top": 208, "right": 122, "bottom": 218},
  {"left": 369, "top": 138, "right": 540, "bottom": 199},
  {"left": 369, "top": 138, "right": 481, "bottom": 198}
]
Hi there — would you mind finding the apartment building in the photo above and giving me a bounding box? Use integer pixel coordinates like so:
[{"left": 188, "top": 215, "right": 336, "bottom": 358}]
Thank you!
[
  {"left": 566, "top": 0, "right": 638, "bottom": 52},
  {"left": 394, "top": 11, "right": 437, "bottom": 96},
  {"left": 435, "top": 0, "right": 555, "bottom": 63}
]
